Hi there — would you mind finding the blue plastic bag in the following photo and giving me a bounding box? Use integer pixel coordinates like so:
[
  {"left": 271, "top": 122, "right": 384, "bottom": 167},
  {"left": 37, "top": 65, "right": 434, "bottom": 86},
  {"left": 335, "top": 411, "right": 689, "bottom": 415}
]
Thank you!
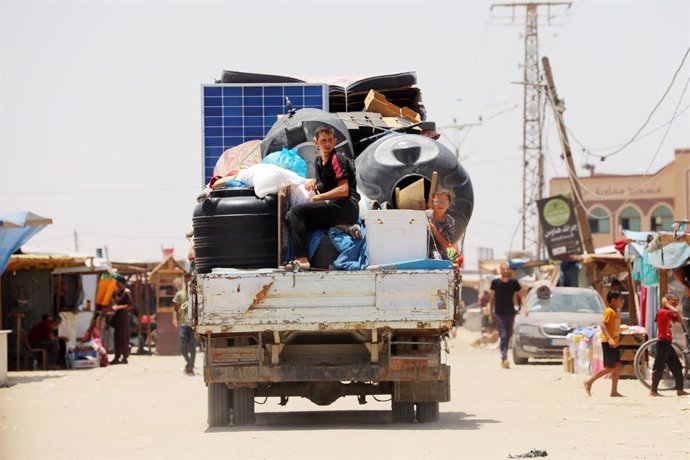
[{"left": 262, "top": 147, "right": 307, "bottom": 178}]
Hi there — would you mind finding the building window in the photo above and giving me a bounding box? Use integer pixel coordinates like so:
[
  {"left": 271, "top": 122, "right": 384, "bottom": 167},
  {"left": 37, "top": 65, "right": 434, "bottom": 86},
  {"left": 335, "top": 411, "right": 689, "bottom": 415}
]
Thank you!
[
  {"left": 619, "top": 207, "right": 641, "bottom": 231},
  {"left": 650, "top": 205, "right": 673, "bottom": 231},
  {"left": 588, "top": 207, "right": 610, "bottom": 234}
]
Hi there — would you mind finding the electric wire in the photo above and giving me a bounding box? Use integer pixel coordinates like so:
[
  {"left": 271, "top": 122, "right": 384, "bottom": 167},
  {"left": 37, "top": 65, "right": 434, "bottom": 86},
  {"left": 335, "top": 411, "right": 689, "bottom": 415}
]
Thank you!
[
  {"left": 593, "top": 44, "right": 690, "bottom": 160},
  {"left": 543, "top": 78, "right": 682, "bottom": 202},
  {"left": 643, "top": 72, "right": 690, "bottom": 175},
  {"left": 567, "top": 104, "right": 690, "bottom": 154}
]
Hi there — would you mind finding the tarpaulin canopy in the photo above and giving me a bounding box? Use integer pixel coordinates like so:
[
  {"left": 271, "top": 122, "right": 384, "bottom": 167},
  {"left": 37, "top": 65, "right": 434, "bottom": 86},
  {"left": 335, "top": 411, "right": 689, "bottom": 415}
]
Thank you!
[
  {"left": 623, "top": 229, "right": 690, "bottom": 270},
  {"left": 0, "top": 211, "right": 52, "bottom": 274}
]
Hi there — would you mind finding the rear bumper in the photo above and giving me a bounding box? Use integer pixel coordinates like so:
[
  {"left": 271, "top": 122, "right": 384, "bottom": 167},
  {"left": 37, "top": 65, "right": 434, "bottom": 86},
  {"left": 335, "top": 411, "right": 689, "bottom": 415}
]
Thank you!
[{"left": 205, "top": 362, "right": 450, "bottom": 385}]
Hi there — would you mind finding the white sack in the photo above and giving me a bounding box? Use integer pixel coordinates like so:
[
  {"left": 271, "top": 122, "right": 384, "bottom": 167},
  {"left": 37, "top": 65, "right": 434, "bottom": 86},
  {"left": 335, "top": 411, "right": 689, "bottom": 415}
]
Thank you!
[{"left": 236, "top": 163, "right": 308, "bottom": 198}]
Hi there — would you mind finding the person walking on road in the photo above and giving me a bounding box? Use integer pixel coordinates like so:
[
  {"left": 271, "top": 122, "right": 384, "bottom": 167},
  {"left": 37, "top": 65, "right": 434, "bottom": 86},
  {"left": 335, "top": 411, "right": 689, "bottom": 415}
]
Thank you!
[
  {"left": 172, "top": 281, "right": 195, "bottom": 375},
  {"left": 584, "top": 291, "right": 624, "bottom": 397},
  {"left": 650, "top": 293, "right": 689, "bottom": 397},
  {"left": 109, "top": 275, "right": 132, "bottom": 365},
  {"left": 490, "top": 263, "right": 525, "bottom": 368}
]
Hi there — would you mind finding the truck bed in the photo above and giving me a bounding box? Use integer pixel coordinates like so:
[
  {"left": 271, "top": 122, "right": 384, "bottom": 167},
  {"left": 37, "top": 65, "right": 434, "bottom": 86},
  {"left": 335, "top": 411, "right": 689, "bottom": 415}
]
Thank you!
[{"left": 194, "top": 268, "right": 457, "bottom": 334}]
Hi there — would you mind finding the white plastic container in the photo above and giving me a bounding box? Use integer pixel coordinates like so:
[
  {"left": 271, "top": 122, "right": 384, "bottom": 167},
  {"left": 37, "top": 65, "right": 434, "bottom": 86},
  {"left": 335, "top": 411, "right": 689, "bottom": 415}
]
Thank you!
[{"left": 365, "top": 210, "right": 428, "bottom": 265}]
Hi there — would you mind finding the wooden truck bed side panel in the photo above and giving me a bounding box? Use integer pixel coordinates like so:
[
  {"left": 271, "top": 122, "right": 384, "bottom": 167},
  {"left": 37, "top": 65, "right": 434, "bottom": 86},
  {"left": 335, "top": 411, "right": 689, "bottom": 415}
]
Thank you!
[{"left": 195, "top": 269, "right": 455, "bottom": 333}]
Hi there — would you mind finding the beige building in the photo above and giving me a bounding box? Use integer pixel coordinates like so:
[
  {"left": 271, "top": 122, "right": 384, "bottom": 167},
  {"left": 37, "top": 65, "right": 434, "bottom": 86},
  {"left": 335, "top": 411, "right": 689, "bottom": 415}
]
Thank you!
[{"left": 549, "top": 148, "right": 690, "bottom": 249}]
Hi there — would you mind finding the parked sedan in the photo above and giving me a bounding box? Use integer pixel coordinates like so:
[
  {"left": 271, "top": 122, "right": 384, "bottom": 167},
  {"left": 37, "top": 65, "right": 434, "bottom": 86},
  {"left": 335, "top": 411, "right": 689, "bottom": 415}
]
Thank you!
[{"left": 512, "top": 286, "right": 605, "bottom": 364}]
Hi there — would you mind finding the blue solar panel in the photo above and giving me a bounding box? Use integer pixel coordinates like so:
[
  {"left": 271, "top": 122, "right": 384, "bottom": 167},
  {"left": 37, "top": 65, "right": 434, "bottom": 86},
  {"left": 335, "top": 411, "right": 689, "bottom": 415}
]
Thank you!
[{"left": 201, "top": 83, "right": 329, "bottom": 186}]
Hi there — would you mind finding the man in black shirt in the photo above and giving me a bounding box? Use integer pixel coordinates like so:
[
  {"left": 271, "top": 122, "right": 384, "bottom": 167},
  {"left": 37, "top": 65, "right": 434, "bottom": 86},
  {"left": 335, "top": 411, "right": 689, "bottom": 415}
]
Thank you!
[
  {"left": 285, "top": 125, "right": 360, "bottom": 270},
  {"left": 490, "top": 263, "right": 525, "bottom": 368},
  {"left": 109, "top": 275, "right": 132, "bottom": 365}
]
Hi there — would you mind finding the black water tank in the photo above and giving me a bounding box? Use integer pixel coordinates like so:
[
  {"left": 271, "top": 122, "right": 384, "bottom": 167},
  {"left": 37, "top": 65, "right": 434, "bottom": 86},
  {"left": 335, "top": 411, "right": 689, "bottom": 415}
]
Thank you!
[
  {"left": 261, "top": 108, "right": 354, "bottom": 159},
  {"left": 355, "top": 134, "right": 474, "bottom": 242},
  {"left": 192, "top": 188, "right": 278, "bottom": 273}
]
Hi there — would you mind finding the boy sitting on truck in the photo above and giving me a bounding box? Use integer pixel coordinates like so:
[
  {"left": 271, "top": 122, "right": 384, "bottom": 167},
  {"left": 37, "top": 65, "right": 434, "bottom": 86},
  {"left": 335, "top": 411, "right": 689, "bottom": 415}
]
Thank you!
[{"left": 285, "top": 125, "right": 360, "bottom": 271}]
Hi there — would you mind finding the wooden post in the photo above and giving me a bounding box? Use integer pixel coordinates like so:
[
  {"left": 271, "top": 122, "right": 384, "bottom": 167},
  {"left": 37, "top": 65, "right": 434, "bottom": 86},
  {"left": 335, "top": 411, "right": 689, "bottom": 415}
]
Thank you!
[
  {"left": 542, "top": 57, "right": 594, "bottom": 255},
  {"left": 427, "top": 171, "right": 438, "bottom": 209},
  {"left": 627, "top": 261, "right": 640, "bottom": 327}
]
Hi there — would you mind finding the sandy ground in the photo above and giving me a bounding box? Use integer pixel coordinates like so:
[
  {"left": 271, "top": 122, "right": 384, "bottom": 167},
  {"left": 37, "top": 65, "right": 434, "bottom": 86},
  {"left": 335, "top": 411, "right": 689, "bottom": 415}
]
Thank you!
[{"left": 1, "top": 328, "right": 688, "bottom": 460}]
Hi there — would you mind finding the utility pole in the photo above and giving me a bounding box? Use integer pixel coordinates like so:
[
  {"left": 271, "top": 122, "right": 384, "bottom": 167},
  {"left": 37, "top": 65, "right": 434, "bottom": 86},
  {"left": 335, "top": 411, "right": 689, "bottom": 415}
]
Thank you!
[
  {"left": 490, "top": 2, "right": 571, "bottom": 258},
  {"left": 437, "top": 118, "right": 483, "bottom": 159},
  {"left": 542, "top": 56, "right": 594, "bottom": 254},
  {"left": 73, "top": 229, "right": 79, "bottom": 253}
]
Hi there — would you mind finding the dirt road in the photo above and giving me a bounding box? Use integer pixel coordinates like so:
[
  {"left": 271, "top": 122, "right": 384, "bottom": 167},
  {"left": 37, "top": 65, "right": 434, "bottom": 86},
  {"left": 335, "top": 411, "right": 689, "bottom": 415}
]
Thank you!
[{"left": 1, "top": 328, "right": 688, "bottom": 459}]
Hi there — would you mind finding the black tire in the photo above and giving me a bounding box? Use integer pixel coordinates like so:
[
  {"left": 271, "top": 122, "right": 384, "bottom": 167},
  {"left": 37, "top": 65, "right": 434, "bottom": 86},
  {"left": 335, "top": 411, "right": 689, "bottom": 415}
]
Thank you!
[
  {"left": 391, "top": 401, "right": 415, "bottom": 423},
  {"left": 415, "top": 402, "right": 440, "bottom": 423},
  {"left": 233, "top": 387, "right": 256, "bottom": 426},
  {"left": 207, "top": 383, "right": 230, "bottom": 427},
  {"left": 634, "top": 338, "right": 689, "bottom": 391},
  {"left": 512, "top": 345, "right": 528, "bottom": 365}
]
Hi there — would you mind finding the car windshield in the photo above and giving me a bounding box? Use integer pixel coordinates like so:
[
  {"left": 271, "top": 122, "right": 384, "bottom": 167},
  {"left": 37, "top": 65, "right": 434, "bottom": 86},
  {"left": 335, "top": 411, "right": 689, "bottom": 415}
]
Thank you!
[{"left": 528, "top": 291, "right": 605, "bottom": 314}]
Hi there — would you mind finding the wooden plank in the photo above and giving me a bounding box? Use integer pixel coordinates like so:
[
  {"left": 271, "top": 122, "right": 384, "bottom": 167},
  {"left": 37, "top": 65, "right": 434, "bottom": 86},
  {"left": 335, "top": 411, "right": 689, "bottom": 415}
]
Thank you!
[{"left": 427, "top": 171, "right": 438, "bottom": 209}]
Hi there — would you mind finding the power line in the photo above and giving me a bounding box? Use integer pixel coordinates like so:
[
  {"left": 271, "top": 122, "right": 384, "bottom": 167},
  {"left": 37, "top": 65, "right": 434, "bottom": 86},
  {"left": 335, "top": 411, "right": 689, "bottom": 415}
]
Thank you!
[
  {"left": 644, "top": 72, "right": 690, "bottom": 175},
  {"left": 596, "top": 44, "right": 690, "bottom": 160},
  {"left": 567, "top": 103, "right": 690, "bottom": 155}
]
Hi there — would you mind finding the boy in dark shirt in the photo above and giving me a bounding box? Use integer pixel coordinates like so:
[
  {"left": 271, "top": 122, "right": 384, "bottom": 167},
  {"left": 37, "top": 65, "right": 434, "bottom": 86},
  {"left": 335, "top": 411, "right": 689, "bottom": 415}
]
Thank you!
[
  {"left": 650, "top": 293, "right": 689, "bottom": 397},
  {"left": 285, "top": 125, "right": 360, "bottom": 270}
]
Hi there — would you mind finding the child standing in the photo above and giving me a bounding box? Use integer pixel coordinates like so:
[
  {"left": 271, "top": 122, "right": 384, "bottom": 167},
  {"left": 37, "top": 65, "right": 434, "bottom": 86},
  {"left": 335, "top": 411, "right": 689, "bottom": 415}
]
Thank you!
[
  {"left": 650, "top": 293, "right": 689, "bottom": 397},
  {"left": 584, "top": 291, "right": 624, "bottom": 397},
  {"left": 426, "top": 188, "right": 455, "bottom": 260}
]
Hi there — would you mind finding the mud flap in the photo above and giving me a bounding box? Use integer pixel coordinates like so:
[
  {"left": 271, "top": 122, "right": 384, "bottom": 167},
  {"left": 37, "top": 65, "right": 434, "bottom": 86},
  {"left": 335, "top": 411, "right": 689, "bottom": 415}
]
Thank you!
[{"left": 393, "top": 373, "right": 450, "bottom": 403}]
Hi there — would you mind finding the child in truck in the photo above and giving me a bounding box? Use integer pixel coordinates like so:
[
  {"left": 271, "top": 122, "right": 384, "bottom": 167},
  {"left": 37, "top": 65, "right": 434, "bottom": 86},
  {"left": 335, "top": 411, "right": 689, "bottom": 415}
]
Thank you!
[{"left": 426, "top": 188, "right": 455, "bottom": 260}]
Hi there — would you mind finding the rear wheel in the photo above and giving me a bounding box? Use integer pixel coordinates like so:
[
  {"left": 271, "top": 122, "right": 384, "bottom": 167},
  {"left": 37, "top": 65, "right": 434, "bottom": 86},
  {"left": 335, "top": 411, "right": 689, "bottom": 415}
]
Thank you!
[
  {"left": 233, "top": 387, "right": 256, "bottom": 426},
  {"left": 512, "top": 345, "right": 528, "bottom": 365},
  {"left": 415, "top": 402, "right": 440, "bottom": 423},
  {"left": 207, "top": 383, "right": 230, "bottom": 427},
  {"left": 634, "top": 338, "right": 689, "bottom": 391},
  {"left": 391, "top": 401, "right": 415, "bottom": 423}
]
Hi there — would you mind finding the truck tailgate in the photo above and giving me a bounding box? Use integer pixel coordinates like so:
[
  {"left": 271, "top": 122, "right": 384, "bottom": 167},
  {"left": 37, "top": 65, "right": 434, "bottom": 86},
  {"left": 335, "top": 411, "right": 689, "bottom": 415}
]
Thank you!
[{"left": 195, "top": 269, "right": 456, "bottom": 333}]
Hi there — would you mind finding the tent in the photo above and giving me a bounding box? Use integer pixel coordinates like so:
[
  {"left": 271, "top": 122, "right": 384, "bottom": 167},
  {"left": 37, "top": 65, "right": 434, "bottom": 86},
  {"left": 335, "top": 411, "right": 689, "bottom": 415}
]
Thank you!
[{"left": 0, "top": 212, "right": 53, "bottom": 275}]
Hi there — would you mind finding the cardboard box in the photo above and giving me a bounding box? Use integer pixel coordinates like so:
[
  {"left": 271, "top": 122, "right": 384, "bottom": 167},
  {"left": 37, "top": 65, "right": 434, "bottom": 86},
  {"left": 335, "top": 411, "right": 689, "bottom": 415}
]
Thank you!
[
  {"left": 620, "top": 348, "right": 637, "bottom": 362},
  {"left": 69, "top": 350, "right": 99, "bottom": 369},
  {"left": 619, "top": 363, "right": 638, "bottom": 378},
  {"left": 364, "top": 90, "right": 421, "bottom": 123},
  {"left": 71, "top": 357, "right": 99, "bottom": 369},
  {"left": 619, "top": 333, "right": 646, "bottom": 346}
]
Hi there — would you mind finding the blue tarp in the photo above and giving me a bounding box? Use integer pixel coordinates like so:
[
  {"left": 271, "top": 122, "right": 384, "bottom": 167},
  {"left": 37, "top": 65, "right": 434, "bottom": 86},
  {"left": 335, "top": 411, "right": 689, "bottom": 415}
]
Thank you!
[
  {"left": 0, "top": 212, "right": 52, "bottom": 274},
  {"left": 328, "top": 225, "right": 368, "bottom": 271},
  {"left": 625, "top": 231, "right": 690, "bottom": 270}
]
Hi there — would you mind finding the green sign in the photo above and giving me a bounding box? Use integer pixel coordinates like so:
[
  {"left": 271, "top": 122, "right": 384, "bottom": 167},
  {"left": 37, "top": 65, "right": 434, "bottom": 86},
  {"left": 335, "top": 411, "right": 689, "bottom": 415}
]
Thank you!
[{"left": 542, "top": 198, "right": 571, "bottom": 227}]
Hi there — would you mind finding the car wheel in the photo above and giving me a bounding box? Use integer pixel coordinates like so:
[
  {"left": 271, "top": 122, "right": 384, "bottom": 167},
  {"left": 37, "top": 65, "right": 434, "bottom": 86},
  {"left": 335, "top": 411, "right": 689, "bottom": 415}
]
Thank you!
[{"left": 512, "top": 343, "right": 528, "bottom": 365}]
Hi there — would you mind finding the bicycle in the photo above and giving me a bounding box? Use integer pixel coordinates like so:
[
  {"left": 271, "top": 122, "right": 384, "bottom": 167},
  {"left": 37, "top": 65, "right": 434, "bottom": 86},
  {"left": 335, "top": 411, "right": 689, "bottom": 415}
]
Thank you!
[{"left": 633, "top": 317, "right": 690, "bottom": 391}]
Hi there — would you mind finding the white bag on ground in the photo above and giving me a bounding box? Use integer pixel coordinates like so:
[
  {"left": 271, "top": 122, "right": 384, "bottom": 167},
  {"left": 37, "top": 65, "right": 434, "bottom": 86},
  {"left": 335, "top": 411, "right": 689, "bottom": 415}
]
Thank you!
[{"left": 236, "top": 163, "right": 308, "bottom": 198}]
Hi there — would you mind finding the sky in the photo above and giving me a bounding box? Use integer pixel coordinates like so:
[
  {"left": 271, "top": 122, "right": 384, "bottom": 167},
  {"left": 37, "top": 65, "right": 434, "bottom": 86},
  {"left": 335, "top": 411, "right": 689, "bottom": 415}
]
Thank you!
[{"left": 1, "top": 0, "right": 689, "bottom": 268}]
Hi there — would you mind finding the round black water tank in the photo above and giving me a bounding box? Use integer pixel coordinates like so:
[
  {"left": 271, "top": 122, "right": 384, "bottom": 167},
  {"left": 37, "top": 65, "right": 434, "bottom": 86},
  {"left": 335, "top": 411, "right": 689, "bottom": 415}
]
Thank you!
[
  {"left": 355, "top": 133, "right": 474, "bottom": 242},
  {"left": 261, "top": 108, "right": 354, "bottom": 159},
  {"left": 192, "top": 188, "right": 278, "bottom": 273}
]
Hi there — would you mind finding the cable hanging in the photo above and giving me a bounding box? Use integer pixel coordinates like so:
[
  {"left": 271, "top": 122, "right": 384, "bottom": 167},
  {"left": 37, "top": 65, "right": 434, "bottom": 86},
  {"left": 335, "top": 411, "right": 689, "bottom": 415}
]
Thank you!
[{"left": 592, "top": 44, "right": 690, "bottom": 160}]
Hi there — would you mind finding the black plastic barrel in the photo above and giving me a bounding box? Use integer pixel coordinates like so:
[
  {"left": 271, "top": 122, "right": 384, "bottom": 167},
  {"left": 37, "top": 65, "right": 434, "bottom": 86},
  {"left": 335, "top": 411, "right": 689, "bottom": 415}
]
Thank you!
[
  {"left": 355, "top": 133, "right": 474, "bottom": 242},
  {"left": 192, "top": 188, "right": 278, "bottom": 273},
  {"left": 261, "top": 108, "right": 354, "bottom": 159}
]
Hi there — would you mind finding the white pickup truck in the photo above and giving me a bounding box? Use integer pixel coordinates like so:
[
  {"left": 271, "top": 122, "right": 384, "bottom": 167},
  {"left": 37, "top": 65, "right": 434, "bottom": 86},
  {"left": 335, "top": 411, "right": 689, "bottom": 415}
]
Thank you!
[{"left": 192, "top": 265, "right": 460, "bottom": 426}]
